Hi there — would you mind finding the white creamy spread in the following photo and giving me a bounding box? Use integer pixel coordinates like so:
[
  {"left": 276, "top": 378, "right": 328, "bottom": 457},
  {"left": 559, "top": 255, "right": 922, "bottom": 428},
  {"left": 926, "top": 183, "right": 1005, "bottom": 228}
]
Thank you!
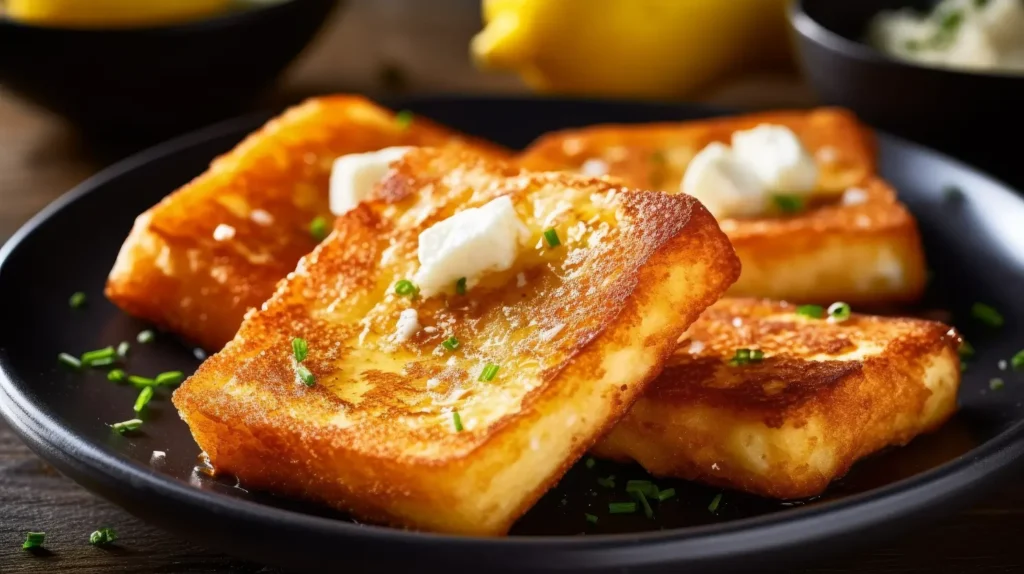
[
  {"left": 870, "top": 0, "right": 1024, "bottom": 73},
  {"left": 414, "top": 196, "right": 529, "bottom": 297}
]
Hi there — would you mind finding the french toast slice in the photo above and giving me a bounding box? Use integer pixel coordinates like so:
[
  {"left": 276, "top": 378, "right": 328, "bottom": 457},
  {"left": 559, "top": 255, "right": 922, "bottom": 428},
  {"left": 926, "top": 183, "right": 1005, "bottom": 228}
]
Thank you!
[
  {"left": 106, "top": 96, "right": 511, "bottom": 351},
  {"left": 517, "top": 108, "right": 927, "bottom": 304},
  {"left": 172, "top": 148, "right": 741, "bottom": 535},
  {"left": 592, "top": 298, "right": 961, "bottom": 499}
]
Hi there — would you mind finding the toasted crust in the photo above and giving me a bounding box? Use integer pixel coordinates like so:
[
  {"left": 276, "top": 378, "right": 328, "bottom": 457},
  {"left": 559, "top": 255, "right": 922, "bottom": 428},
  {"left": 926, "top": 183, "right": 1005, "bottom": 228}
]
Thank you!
[
  {"left": 106, "top": 96, "right": 511, "bottom": 350},
  {"left": 517, "top": 108, "right": 925, "bottom": 304},
  {"left": 172, "top": 148, "right": 740, "bottom": 535},
  {"left": 592, "top": 298, "right": 961, "bottom": 499}
]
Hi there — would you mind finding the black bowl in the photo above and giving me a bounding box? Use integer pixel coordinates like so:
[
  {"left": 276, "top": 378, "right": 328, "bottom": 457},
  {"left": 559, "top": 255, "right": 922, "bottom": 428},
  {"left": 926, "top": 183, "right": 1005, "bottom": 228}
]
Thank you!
[
  {"left": 790, "top": 0, "right": 1024, "bottom": 187},
  {"left": 0, "top": 0, "right": 341, "bottom": 141}
]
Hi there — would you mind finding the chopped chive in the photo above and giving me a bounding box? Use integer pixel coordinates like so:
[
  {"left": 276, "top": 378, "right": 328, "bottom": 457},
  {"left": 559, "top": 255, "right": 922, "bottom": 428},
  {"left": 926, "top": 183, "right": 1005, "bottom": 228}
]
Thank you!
[
  {"left": 657, "top": 488, "right": 676, "bottom": 502},
  {"left": 134, "top": 386, "right": 154, "bottom": 413},
  {"left": 296, "top": 364, "right": 316, "bottom": 387},
  {"left": 452, "top": 411, "right": 464, "bottom": 432},
  {"left": 309, "top": 216, "right": 330, "bottom": 242},
  {"left": 89, "top": 527, "right": 117, "bottom": 546},
  {"left": 81, "top": 346, "right": 116, "bottom": 366},
  {"left": 585, "top": 457, "right": 596, "bottom": 469},
  {"left": 442, "top": 336, "right": 460, "bottom": 351},
  {"left": 395, "top": 109, "right": 414, "bottom": 130},
  {"left": 972, "top": 303, "right": 1004, "bottom": 327},
  {"left": 394, "top": 279, "right": 418, "bottom": 297},
  {"left": 156, "top": 371, "right": 184, "bottom": 387},
  {"left": 87, "top": 357, "right": 117, "bottom": 367},
  {"left": 585, "top": 513, "right": 598, "bottom": 524},
  {"left": 128, "top": 375, "right": 156, "bottom": 387},
  {"left": 479, "top": 363, "right": 500, "bottom": 382},
  {"left": 596, "top": 475, "right": 616, "bottom": 488},
  {"left": 959, "top": 339, "right": 975, "bottom": 359},
  {"left": 455, "top": 277, "right": 467, "bottom": 295},
  {"left": 608, "top": 502, "right": 636, "bottom": 514},
  {"left": 116, "top": 341, "right": 130, "bottom": 358},
  {"left": 961, "top": 362, "right": 969, "bottom": 373},
  {"left": 292, "top": 337, "right": 309, "bottom": 363},
  {"left": 708, "top": 493, "right": 723, "bottom": 513},
  {"left": 22, "top": 532, "right": 45, "bottom": 550},
  {"left": 137, "top": 330, "right": 155, "bottom": 344},
  {"left": 990, "top": 378, "right": 1005, "bottom": 391},
  {"left": 828, "top": 301, "right": 852, "bottom": 322},
  {"left": 58, "top": 353, "right": 82, "bottom": 370},
  {"left": 625, "top": 480, "right": 660, "bottom": 499},
  {"left": 112, "top": 419, "right": 143, "bottom": 434},
  {"left": 796, "top": 304, "right": 825, "bottom": 319},
  {"left": 635, "top": 490, "right": 654, "bottom": 519},
  {"left": 751, "top": 349, "right": 764, "bottom": 361},
  {"left": 650, "top": 150, "right": 666, "bottom": 164},
  {"left": 69, "top": 291, "right": 87, "bottom": 309},
  {"left": 107, "top": 369, "right": 126, "bottom": 382},
  {"left": 543, "top": 228, "right": 561, "bottom": 248},
  {"left": 729, "top": 348, "right": 763, "bottom": 366},
  {"left": 1012, "top": 350, "right": 1024, "bottom": 371},
  {"left": 772, "top": 194, "right": 805, "bottom": 213},
  {"left": 939, "top": 10, "right": 963, "bottom": 34}
]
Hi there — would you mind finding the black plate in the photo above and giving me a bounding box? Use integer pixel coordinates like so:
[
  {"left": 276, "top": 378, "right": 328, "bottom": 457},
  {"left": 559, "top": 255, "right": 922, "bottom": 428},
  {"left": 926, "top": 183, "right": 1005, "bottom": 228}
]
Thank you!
[{"left": 2, "top": 97, "right": 1024, "bottom": 573}]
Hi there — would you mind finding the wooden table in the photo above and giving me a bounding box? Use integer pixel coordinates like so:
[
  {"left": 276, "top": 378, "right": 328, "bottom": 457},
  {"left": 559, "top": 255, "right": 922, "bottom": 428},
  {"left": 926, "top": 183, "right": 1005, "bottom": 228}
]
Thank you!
[{"left": 2, "top": 1, "right": 1023, "bottom": 572}]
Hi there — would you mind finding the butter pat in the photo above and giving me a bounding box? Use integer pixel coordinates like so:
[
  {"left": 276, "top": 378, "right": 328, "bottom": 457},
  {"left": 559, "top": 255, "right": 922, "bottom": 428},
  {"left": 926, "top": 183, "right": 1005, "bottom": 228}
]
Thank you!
[
  {"left": 731, "top": 124, "right": 818, "bottom": 193},
  {"left": 681, "top": 142, "right": 767, "bottom": 219},
  {"left": 414, "top": 196, "right": 529, "bottom": 297},
  {"left": 329, "top": 147, "right": 412, "bottom": 216}
]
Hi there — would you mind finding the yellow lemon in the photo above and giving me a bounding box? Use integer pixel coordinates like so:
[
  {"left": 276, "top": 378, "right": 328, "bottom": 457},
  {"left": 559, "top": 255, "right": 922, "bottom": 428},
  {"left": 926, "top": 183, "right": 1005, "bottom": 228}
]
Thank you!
[
  {"left": 472, "top": 0, "right": 793, "bottom": 98},
  {"left": 7, "top": 0, "right": 235, "bottom": 28}
]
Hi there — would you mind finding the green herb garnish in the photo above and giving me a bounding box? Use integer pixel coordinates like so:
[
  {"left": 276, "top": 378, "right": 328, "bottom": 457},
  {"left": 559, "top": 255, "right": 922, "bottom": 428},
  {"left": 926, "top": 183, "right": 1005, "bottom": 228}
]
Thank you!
[
  {"left": 89, "top": 528, "right": 117, "bottom": 546},
  {"left": 137, "top": 330, "right": 155, "bottom": 344},
  {"left": 22, "top": 532, "right": 45, "bottom": 550},
  {"left": 58, "top": 353, "right": 82, "bottom": 370},
  {"left": 107, "top": 369, "right": 126, "bottom": 382},
  {"left": 773, "top": 194, "right": 805, "bottom": 214},
  {"left": 596, "top": 476, "right": 616, "bottom": 488},
  {"left": 608, "top": 502, "right": 637, "bottom": 514},
  {"left": 112, "top": 419, "right": 143, "bottom": 434},
  {"left": 296, "top": 364, "right": 316, "bottom": 387},
  {"left": 543, "top": 228, "right": 561, "bottom": 248},
  {"left": 452, "top": 411, "right": 464, "bottom": 432},
  {"left": 133, "top": 386, "right": 154, "bottom": 413},
  {"left": 634, "top": 490, "right": 654, "bottom": 519},
  {"left": 708, "top": 493, "right": 723, "bottom": 513},
  {"left": 455, "top": 277, "right": 467, "bottom": 295},
  {"left": 155, "top": 371, "right": 184, "bottom": 386},
  {"left": 657, "top": 488, "right": 676, "bottom": 502},
  {"left": 1011, "top": 350, "right": 1024, "bottom": 371},
  {"left": 442, "top": 336, "right": 460, "bottom": 351},
  {"left": 128, "top": 375, "right": 156, "bottom": 387},
  {"left": 585, "top": 513, "right": 598, "bottom": 524},
  {"left": 828, "top": 301, "right": 852, "bottom": 322},
  {"left": 943, "top": 185, "right": 964, "bottom": 202},
  {"left": 972, "top": 302, "right": 1004, "bottom": 327},
  {"left": 292, "top": 337, "right": 309, "bottom": 363},
  {"left": 309, "top": 216, "right": 330, "bottom": 242},
  {"left": 69, "top": 291, "right": 87, "bottom": 309},
  {"left": 479, "top": 363, "right": 500, "bottom": 382},
  {"left": 625, "top": 480, "right": 660, "bottom": 499},
  {"left": 730, "top": 348, "right": 764, "bottom": 366},
  {"left": 796, "top": 304, "right": 825, "bottom": 319},
  {"left": 395, "top": 110, "right": 414, "bottom": 130},
  {"left": 394, "top": 279, "right": 418, "bottom": 297},
  {"left": 585, "top": 457, "right": 596, "bottom": 469},
  {"left": 990, "top": 378, "right": 1005, "bottom": 391},
  {"left": 81, "top": 346, "right": 116, "bottom": 367},
  {"left": 959, "top": 339, "right": 975, "bottom": 359}
]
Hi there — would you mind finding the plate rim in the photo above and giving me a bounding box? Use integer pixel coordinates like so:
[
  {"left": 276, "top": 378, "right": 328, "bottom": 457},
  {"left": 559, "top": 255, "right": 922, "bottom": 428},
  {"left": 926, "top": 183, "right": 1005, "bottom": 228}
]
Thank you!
[{"left": 3, "top": 95, "right": 1024, "bottom": 569}]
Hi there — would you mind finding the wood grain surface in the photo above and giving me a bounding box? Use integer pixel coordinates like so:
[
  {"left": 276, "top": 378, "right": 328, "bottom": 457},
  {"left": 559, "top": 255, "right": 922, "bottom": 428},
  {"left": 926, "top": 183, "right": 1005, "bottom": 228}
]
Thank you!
[{"left": 1, "top": 1, "right": 1021, "bottom": 572}]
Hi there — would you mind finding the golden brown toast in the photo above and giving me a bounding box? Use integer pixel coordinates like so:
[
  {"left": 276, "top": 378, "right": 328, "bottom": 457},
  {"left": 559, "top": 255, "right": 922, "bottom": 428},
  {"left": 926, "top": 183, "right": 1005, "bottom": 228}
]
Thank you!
[
  {"left": 517, "top": 108, "right": 927, "bottom": 305},
  {"left": 106, "top": 96, "right": 511, "bottom": 351},
  {"left": 592, "top": 298, "right": 961, "bottom": 499},
  {"left": 172, "top": 148, "right": 741, "bottom": 535}
]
